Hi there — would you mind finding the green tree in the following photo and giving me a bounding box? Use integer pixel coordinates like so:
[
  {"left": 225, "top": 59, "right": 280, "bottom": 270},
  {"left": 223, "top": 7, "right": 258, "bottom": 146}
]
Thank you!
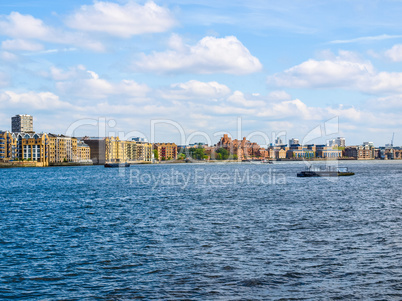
[
  {"left": 189, "top": 147, "right": 206, "bottom": 160},
  {"left": 153, "top": 149, "right": 158, "bottom": 160},
  {"left": 216, "top": 148, "right": 229, "bottom": 160}
]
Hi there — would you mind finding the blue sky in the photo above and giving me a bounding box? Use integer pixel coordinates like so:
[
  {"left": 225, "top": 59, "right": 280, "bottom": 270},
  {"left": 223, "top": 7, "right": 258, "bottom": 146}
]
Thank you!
[{"left": 1, "top": 0, "right": 402, "bottom": 146}]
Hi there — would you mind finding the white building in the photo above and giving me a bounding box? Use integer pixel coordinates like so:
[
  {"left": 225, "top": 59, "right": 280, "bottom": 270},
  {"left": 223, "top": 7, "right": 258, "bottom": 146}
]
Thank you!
[
  {"left": 11, "top": 114, "right": 33, "bottom": 133},
  {"left": 289, "top": 138, "right": 300, "bottom": 146}
]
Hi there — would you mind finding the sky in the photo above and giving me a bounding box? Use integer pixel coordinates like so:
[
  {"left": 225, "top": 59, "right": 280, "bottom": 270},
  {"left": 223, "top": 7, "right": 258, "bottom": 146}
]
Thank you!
[{"left": 1, "top": 0, "right": 402, "bottom": 146}]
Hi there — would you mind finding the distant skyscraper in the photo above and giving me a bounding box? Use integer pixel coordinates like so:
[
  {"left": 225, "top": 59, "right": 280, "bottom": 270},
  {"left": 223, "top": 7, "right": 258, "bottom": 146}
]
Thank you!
[
  {"left": 335, "top": 137, "right": 346, "bottom": 147},
  {"left": 328, "top": 137, "right": 346, "bottom": 147},
  {"left": 11, "top": 114, "right": 33, "bottom": 133},
  {"left": 275, "top": 137, "right": 283, "bottom": 145},
  {"left": 289, "top": 138, "right": 299, "bottom": 146}
]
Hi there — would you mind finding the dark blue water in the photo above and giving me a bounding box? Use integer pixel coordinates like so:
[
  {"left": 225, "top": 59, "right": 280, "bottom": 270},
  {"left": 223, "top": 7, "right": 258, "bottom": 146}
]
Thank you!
[{"left": 1, "top": 161, "right": 401, "bottom": 300}]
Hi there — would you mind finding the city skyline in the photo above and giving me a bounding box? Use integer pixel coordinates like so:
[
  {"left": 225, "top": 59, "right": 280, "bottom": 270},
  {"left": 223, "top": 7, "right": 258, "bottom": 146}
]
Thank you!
[{"left": 1, "top": 1, "right": 402, "bottom": 145}]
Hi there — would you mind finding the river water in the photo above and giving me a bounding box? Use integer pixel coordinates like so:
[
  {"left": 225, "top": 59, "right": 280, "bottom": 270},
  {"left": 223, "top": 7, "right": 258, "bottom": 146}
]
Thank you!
[{"left": 1, "top": 161, "right": 401, "bottom": 300}]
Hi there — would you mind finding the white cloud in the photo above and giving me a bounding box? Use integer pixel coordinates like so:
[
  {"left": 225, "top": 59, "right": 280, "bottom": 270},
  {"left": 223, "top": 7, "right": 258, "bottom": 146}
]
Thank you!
[
  {"left": 0, "top": 12, "right": 104, "bottom": 51},
  {"left": 257, "top": 98, "right": 317, "bottom": 119},
  {"left": 0, "top": 51, "right": 18, "bottom": 61},
  {"left": 55, "top": 68, "right": 150, "bottom": 100},
  {"left": 50, "top": 65, "right": 87, "bottom": 81},
  {"left": 268, "top": 51, "right": 374, "bottom": 89},
  {"left": 330, "top": 34, "right": 402, "bottom": 44},
  {"left": 227, "top": 91, "right": 265, "bottom": 107},
  {"left": 65, "top": 1, "right": 176, "bottom": 37},
  {"left": 268, "top": 51, "right": 402, "bottom": 94},
  {"left": 161, "top": 80, "right": 231, "bottom": 100},
  {"left": 134, "top": 35, "right": 263, "bottom": 75},
  {"left": 385, "top": 44, "right": 402, "bottom": 62},
  {"left": 0, "top": 12, "right": 52, "bottom": 40},
  {"left": 368, "top": 94, "right": 402, "bottom": 109},
  {"left": 2, "top": 39, "right": 44, "bottom": 51},
  {"left": 267, "top": 90, "right": 292, "bottom": 101},
  {"left": 0, "top": 91, "right": 72, "bottom": 109}
]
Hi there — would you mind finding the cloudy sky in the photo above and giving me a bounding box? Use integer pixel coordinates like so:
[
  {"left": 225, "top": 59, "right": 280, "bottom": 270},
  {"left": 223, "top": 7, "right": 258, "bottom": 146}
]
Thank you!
[{"left": 1, "top": 0, "right": 402, "bottom": 146}]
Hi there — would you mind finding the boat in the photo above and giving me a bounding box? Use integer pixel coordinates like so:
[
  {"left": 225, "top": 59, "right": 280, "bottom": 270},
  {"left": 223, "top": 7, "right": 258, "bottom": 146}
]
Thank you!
[
  {"left": 262, "top": 159, "right": 273, "bottom": 164},
  {"left": 104, "top": 163, "right": 130, "bottom": 168},
  {"left": 297, "top": 166, "right": 354, "bottom": 177}
]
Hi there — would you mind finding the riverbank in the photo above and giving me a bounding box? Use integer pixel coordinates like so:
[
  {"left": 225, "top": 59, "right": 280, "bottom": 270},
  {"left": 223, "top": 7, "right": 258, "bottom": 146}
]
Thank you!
[{"left": 0, "top": 161, "right": 46, "bottom": 168}]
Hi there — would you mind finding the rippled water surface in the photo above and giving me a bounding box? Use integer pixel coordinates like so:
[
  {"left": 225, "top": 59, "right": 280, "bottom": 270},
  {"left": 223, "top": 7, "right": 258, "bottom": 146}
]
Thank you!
[{"left": 1, "top": 161, "right": 402, "bottom": 300}]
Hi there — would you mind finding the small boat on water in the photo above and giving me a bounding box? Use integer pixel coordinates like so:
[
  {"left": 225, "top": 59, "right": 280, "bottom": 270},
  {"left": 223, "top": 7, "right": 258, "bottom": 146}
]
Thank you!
[
  {"left": 297, "top": 166, "right": 354, "bottom": 177},
  {"left": 104, "top": 163, "right": 130, "bottom": 168},
  {"left": 262, "top": 159, "right": 273, "bottom": 164}
]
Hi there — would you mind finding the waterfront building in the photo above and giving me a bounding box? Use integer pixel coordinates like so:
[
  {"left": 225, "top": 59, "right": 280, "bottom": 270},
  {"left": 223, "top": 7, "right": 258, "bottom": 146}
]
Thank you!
[
  {"left": 215, "top": 134, "right": 268, "bottom": 160},
  {"left": 125, "top": 140, "right": 138, "bottom": 162},
  {"left": 71, "top": 138, "right": 77, "bottom": 162},
  {"left": 48, "top": 134, "right": 74, "bottom": 163},
  {"left": 316, "top": 145, "right": 342, "bottom": 158},
  {"left": 1, "top": 131, "right": 49, "bottom": 165},
  {"left": 154, "top": 143, "right": 177, "bottom": 161},
  {"left": 289, "top": 138, "right": 300, "bottom": 146},
  {"left": 20, "top": 132, "right": 49, "bottom": 166},
  {"left": 76, "top": 141, "right": 91, "bottom": 162},
  {"left": 136, "top": 142, "right": 153, "bottom": 161},
  {"left": 104, "top": 137, "right": 126, "bottom": 163},
  {"left": 345, "top": 144, "right": 375, "bottom": 159},
  {"left": 84, "top": 137, "right": 150, "bottom": 164},
  {"left": 0, "top": 131, "right": 15, "bottom": 161},
  {"left": 394, "top": 148, "right": 402, "bottom": 159},
  {"left": 11, "top": 114, "right": 33, "bottom": 133},
  {"left": 83, "top": 137, "right": 106, "bottom": 164},
  {"left": 287, "top": 144, "right": 315, "bottom": 159},
  {"left": 268, "top": 146, "right": 287, "bottom": 159},
  {"left": 376, "top": 146, "right": 402, "bottom": 160}
]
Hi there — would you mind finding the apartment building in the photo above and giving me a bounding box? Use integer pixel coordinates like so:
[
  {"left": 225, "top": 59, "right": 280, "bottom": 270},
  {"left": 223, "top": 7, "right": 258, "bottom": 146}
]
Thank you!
[
  {"left": 154, "top": 143, "right": 177, "bottom": 161},
  {"left": 20, "top": 132, "right": 49, "bottom": 166},
  {"left": 0, "top": 131, "right": 15, "bottom": 161},
  {"left": 125, "top": 141, "right": 137, "bottom": 162},
  {"left": 215, "top": 134, "right": 268, "bottom": 160},
  {"left": 345, "top": 144, "right": 375, "bottom": 159},
  {"left": 76, "top": 141, "right": 91, "bottom": 162},
  {"left": 48, "top": 134, "right": 72, "bottom": 163},
  {"left": 84, "top": 136, "right": 133, "bottom": 164},
  {"left": 137, "top": 142, "right": 153, "bottom": 162},
  {"left": 11, "top": 114, "right": 33, "bottom": 133}
]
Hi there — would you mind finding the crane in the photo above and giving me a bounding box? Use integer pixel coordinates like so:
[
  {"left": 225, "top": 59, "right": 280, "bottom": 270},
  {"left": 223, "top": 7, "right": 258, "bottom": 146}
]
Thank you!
[{"left": 391, "top": 132, "right": 395, "bottom": 147}]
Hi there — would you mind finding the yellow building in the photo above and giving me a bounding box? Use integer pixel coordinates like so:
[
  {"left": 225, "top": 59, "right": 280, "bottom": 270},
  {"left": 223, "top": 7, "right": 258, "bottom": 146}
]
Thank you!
[
  {"left": 105, "top": 136, "right": 126, "bottom": 163},
  {"left": 154, "top": 143, "right": 177, "bottom": 161},
  {"left": 125, "top": 141, "right": 138, "bottom": 162},
  {"left": 20, "top": 133, "right": 49, "bottom": 166},
  {"left": 84, "top": 136, "right": 125, "bottom": 164},
  {"left": 48, "top": 134, "right": 70, "bottom": 163},
  {"left": 76, "top": 141, "right": 91, "bottom": 162},
  {"left": 0, "top": 131, "right": 15, "bottom": 162},
  {"left": 137, "top": 142, "right": 153, "bottom": 162},
  {"left": 71, "top": 137, "right": 77, "bottom": 162},
  {"left": 83, "top": 137, "right": 152, "bottom": 164}
]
